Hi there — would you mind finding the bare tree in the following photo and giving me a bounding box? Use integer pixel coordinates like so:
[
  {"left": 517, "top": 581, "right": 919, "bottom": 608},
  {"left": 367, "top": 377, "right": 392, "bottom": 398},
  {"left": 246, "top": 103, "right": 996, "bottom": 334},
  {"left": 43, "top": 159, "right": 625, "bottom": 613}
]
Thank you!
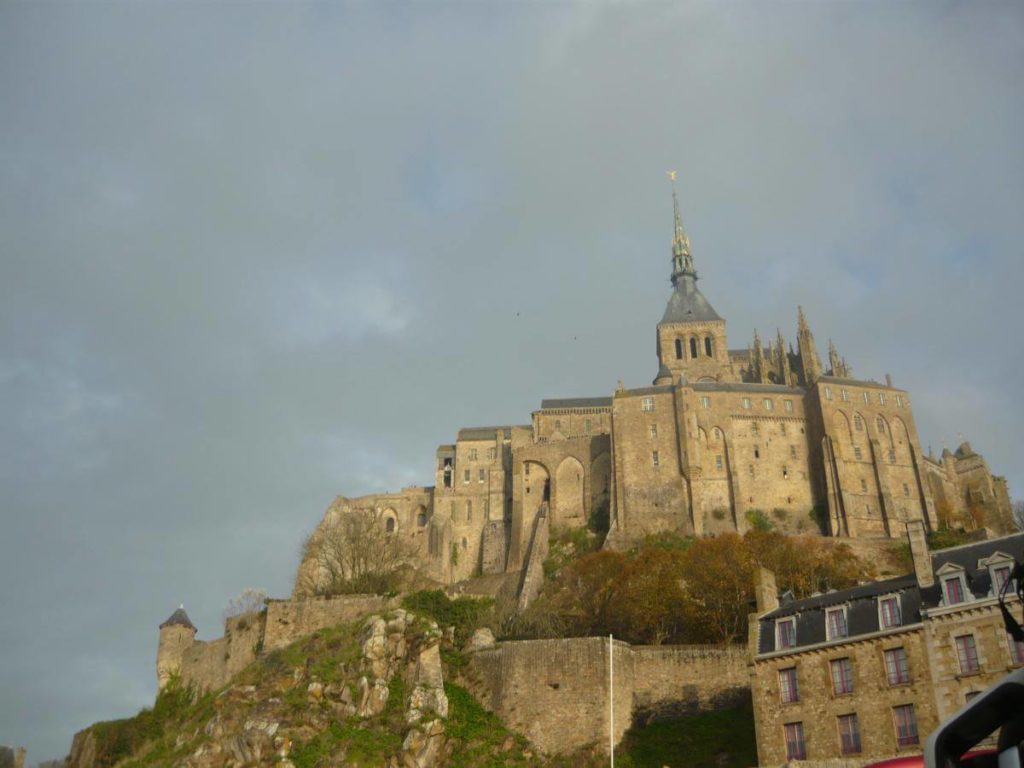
[
  {"left": 223, "top": 587, "right": 268, "bottom": 620},
  {"left": 1013, "top": 499, "right": 1024, "bottom": 532},
  {"left": 296, "top": 508, "right": 419, "bottom": 596}
]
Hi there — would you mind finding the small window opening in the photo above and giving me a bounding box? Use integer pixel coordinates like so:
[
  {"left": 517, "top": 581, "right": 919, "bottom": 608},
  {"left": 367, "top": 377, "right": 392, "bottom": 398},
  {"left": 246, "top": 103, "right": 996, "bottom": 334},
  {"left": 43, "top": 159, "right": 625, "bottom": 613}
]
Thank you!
[
  {"left": 690, "top": 337, "right": 699, "bottom": 358},
  {"left": 675, "top": 338, "right": 683, "bottom": 360},
  {"left": 704, "top": 336, "right": 713, "bottom": 357}
]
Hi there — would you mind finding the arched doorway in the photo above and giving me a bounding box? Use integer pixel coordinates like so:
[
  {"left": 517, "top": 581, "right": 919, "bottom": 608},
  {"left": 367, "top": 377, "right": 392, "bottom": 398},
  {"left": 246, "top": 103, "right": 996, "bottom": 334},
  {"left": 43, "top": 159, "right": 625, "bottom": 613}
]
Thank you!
[{"left": 554, "top": 456, "right": 585, "bottom": 525}]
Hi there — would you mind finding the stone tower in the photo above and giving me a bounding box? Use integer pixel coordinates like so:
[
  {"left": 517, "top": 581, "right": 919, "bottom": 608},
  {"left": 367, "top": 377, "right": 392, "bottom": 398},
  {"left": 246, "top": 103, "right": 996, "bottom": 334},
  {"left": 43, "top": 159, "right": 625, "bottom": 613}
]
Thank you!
[
  {"left": 157, "top": 606, "right": 196, "bottom": 690},
  {"left": 654, "top": 175, "right": 733, "bottom": 384}
]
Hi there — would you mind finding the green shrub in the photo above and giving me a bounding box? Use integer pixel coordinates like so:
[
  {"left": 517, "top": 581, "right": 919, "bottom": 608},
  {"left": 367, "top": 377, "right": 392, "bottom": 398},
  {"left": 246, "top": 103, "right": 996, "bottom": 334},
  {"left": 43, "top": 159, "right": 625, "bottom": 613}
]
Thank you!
[
  {"left": 745, "top": 509, "right": 772, "bottom": 532},
  {"left": 401, "top": 590, "right": 493, "bottom": 644},
  {"left": 771, "top": 507, "right": 787, "bottom": 520},
  {"left": 711, "top": 508, "right": 727, "bottom": 521}
]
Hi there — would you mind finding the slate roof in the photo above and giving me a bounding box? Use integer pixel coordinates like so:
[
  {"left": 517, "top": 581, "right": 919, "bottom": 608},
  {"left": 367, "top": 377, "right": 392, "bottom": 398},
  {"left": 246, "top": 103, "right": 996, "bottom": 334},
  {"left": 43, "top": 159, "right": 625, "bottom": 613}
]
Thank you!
[
  {"left": 817, "top": 375, "right": 902, "bottom": 392},
  {"left": 756, "top": 532, "right": 1024, "bottom": 656},
  {"left": 659, "top": 275, "right": 723, "bottom": 324},
  {"left": 539, "top": 397, "right": 613, "bottom": 410},
  {"left": 160, "top": 607, "right": 196, "bottom": 631},
  {"left": 456, "top": 426, "right": 519, "bottom": 441}
]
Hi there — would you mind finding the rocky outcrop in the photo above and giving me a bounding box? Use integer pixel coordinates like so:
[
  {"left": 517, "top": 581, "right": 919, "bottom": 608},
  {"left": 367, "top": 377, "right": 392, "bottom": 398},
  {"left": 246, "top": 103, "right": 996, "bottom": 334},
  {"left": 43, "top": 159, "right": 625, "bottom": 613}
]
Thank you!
[{"left": 68, "top": 610, "right": 453, "bottom": 768}]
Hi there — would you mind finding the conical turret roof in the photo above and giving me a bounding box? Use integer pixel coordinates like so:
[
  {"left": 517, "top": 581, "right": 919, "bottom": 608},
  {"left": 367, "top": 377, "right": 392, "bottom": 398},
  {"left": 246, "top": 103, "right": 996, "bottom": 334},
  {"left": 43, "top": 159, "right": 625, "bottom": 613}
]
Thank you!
[{"left": 160, "top": 606, "right": 196, "bottom": 631}]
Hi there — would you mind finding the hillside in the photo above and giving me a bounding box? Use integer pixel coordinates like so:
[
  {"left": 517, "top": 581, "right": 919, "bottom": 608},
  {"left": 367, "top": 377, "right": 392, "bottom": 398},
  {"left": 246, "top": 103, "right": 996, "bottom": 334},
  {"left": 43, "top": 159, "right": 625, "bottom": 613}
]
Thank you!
[{"left": 66, "top": 606, "right": 756, "bottom": 768}]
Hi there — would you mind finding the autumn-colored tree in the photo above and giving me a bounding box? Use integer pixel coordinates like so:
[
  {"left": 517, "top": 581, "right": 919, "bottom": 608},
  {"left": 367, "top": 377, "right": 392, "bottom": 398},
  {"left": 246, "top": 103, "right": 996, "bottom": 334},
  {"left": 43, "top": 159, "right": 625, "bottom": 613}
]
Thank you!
[
  {"left": 678, "top": 533, "right": 756, "bottom": 645},
  {"left": 606, "top": 548, "right": 690, "bottom": 644},
  {"left": 744, "top": 530, "right": 874, "bottom": 599}
]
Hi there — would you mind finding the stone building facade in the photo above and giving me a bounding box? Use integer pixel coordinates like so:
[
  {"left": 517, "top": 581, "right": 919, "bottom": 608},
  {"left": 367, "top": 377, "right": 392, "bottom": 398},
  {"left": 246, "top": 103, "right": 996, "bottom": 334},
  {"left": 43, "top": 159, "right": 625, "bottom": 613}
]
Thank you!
[
  {"left": 296, "top": 183, "right": 1014, "bottom": 595},
  {"left": 749, "top": 524, "right": 1024, "bottom": 764}
]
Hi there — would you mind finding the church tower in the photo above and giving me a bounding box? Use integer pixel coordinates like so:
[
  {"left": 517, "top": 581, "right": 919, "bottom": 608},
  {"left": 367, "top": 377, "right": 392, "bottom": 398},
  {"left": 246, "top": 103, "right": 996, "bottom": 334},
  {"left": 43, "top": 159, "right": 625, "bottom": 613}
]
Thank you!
[
  {"left": 654, "top": 174, "right": 733, "bottom": 385},
  {"left": 796, "top": 306, "right": 823, "bottom": 385}
]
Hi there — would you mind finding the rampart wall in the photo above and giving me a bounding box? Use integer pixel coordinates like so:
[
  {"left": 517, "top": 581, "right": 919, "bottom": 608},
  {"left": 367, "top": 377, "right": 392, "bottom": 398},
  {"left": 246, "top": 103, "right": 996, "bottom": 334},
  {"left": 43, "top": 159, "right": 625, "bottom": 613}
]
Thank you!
[
  {"left": 166, "top": 594, "right": 398, "bottom": 692},
  {"left": 465, "top": 637, "right": 747, "bottom": 756}
]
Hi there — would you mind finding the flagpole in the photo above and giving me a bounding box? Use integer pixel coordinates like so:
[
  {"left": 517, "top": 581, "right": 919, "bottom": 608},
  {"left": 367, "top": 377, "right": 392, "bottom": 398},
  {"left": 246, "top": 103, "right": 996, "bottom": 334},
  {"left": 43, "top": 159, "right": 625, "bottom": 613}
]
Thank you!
[{"left": 609, "top": 633, "right": 615, "bottom": 768}]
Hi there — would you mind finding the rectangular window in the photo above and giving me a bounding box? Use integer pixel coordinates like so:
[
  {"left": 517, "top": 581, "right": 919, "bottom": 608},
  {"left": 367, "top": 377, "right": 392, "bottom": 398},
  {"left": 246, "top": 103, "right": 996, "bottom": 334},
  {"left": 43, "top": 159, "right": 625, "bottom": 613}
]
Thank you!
[
  {"left": 956, "top": 635, "right": 980, "bottom": 674},
  {"left": 466, "top": 500, "right": 472, "bottom": 521},
  {"left": 889, "top": 450, "right": 897, "bottom": 463},
  {"left": 879, "top": 392, "right": 887, "bottom": 405},
  {"left": 779, "top": 667, "right": 799, "bottom": 703},
  {"left": 885, "top": 647, "right": 910, "bottom": 685},
  {"left": 777, "top": 618, "right": 796, "bottom": 650},
  {"left": 715, "top": 454, "right": 723, "bottom": 470},
  {"left": 854, "top": 447, "right": 863, "bottom": 461},
  {"left": 784, "top": 723, "right": 807, "bottom": 761},
  {"left": 700, "top": 396, "right": 711, "bottom": 409},
  {"left": 554, "top": 420, "right": 561, "bottom": 431},
  {"left": 641, "top": 397, "right": 654, "bottom": 412},
  {"left": 742, "top": 397, "right": 752, "bottom": 410},
  {"left": 487, "top": 447, "right": 496, "bottom": 461},
  {"left": 463, "top": 469, "right": 470, "bottom": 484},
  {"left": 649, "top": 424, "right": 658, "bottom": 438},
  {"left": 902, "top": 483, "right": 910, "bottom": 497},
  {"left": 841, "top": 388, "right": 849, "bottom": 401},
  {"left": 1009, "top": 633, "right": 1024, "bottom": 666},
  {"left": 943, "top": 576, "right": 966, "bottom": 605},
  {"left": 784, "top": 399, "right": 794, "bottom": 412},
  {"left": 895, "top": 394, "right": 904, "bottom": 407},
  {"left": 825, "top": 386, "right": 833, "bottom": 400},
  {"left": 838, "top": 713, "right": 862, "bottom": 755},
  {"left": 993, "top": 565, "right": 1013, "bottom": 596},
  {"left": 860, "top": 478, "right": 867, "bottom": 492},
  {"left": 469, "top": 448, "right": 478, "bottom": 460},
  {"left": 830, "top": 658, "right": 853, "bottom": 695},
  {"left": 826, "top": 607, "right": 848, "bottom": 640},
  {"left": 652, "top": 450, "right": 660, "bottom": 467},
  {"left": 478, "top": 468, "right": 485, "bottom": 483},
  {"left": 893, "top": 704, "right": 919, "bottom": 747},
  {"left": 585, "top": 418, "right": 592, "bottom": 433},
  {"left": 763, "top": 398, "right": 774, "bottom": 411},
  {"left": 862, "top": 391, "right": 870, "bottom": 404},
  {"left": 879, "top": 597, "right": 902, "bottom": 629}
]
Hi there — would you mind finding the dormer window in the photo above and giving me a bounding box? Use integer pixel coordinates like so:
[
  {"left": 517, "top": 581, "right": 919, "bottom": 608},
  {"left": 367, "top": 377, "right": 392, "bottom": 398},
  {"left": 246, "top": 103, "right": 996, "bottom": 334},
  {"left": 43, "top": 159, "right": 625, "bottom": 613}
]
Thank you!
[
  {"left": 980, "top": 553, "right": 1017, "bottom": 598},
  {"left": 826, "top": 607, "right": 848, "bottom": 641},
  {"left": 942, "top": 574, "right": 968, "bottom": 605},
  {"left": 777, "top": 617, "right": 797, "bottom": 650},
  {"left": 878, "top": 596, "right": 902, "bottom": 629}
]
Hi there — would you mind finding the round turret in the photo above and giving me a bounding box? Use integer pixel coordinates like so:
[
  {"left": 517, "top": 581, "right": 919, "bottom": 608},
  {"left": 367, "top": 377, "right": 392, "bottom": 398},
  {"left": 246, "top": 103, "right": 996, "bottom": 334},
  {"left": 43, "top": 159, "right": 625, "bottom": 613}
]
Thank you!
[{"left": 157, "top": 605, "right": 196, "bottom": 690}]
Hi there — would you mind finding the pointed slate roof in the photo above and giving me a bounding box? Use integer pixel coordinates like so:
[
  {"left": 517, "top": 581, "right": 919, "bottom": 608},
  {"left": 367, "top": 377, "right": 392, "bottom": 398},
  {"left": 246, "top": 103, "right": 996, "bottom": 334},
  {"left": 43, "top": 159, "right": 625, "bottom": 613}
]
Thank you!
[
  {"left": 160, "top": 606, "right": 196, "bottom": 631},
  {"left": 660, "top": 274, "right": 723, "bottom": 324}
]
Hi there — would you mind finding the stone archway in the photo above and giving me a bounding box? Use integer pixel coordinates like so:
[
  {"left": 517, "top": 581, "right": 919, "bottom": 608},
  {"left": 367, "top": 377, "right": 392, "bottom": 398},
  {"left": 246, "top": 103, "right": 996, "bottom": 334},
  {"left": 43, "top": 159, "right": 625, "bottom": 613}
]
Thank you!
[{"left": 554, "top": 456, "right": 585, "bottom": 526}]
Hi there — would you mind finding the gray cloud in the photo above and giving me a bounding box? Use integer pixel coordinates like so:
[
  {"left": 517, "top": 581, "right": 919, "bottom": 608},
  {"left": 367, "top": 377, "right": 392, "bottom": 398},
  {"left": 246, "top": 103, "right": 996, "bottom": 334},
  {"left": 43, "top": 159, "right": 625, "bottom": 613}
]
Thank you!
[{"left": 1, "top": 1, "right": 1022, "bottom": 760}]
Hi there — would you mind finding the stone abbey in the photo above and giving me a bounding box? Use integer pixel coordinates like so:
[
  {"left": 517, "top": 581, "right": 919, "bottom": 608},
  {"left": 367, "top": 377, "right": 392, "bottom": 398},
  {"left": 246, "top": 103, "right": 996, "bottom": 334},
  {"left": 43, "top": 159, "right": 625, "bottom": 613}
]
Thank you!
[{"left": 297, "top": 182, "right": 1015, "bottom": 593}]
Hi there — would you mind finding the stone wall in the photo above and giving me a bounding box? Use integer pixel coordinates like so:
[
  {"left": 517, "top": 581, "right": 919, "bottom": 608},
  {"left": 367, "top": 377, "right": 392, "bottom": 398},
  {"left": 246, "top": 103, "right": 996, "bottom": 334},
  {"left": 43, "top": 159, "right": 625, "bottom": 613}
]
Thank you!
[
  {"left": 170, "top": 595, "right": 397, "bottom": 692},
  {"left": 480, "top": 520, "right": 509, "bottom": 575},
  {"left": 263, "top": 594, "right": 398, "bottom": 652},
  {"left": 632, "top": 644, "right": 749, "bottom": 720},
  {"left": 178, "top": 611, "right": 265, "bottom": 692},
  {"left": 466, "top": 637, "right": 744, "bottom": 756}
]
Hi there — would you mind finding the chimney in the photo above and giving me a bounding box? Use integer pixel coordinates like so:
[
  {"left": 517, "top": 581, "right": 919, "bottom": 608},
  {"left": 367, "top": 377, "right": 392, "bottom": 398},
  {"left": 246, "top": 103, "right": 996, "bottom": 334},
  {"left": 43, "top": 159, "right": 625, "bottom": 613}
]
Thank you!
[
  {"left": 906, "top": 521, "right": 934, "bottom": 588},
  {"left": 885, "top": 373, "right": 893, "bottom": 387},
  {"left": 754, "top": 567, "right": 779, "bottom": 613}
]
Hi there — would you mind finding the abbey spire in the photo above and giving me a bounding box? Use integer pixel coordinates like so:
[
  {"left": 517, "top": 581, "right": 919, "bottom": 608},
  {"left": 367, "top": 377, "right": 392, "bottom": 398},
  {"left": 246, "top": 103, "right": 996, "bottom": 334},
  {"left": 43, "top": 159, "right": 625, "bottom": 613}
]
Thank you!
[{"left": 668, "top": 170, "right": 696, "bottom": 284}]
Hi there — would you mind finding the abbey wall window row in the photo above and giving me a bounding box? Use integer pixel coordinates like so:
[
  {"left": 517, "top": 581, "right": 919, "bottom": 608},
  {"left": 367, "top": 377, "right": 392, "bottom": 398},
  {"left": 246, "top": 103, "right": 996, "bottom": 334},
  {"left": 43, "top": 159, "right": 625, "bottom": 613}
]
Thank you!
[{"left": 824, "top": 386, "right": 907, "bottom": 408}]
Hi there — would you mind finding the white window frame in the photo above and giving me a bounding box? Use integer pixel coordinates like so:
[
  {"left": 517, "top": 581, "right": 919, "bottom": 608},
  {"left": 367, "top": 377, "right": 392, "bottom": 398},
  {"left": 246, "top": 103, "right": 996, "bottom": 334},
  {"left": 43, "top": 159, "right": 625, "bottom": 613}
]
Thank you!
[
  {"left": 763, "top": 398, "right": 774, "bottom": 411},
  {"left": 776, "top": 617, "right": 797, "bottom": 650},
  {"left": 878, "top": 594, "right": 902, "bottom": 629},
  {"left": 825, "top": 386, "right": 833, "bottom": 400},
  {"left": 700, "top": 395, "right": 711, "bottom": 409},
  {"left": 641, "top": 397, "right": 654, "bottom": 412},
  {"left": 784, "top": 399, "right": 794, "bottom": 412},
  {"left": 879, "top": 392, "right": 887, "bottom": 405},
  {"left": 825, "top": 605, "right": 849, "bottom": 641},
  {"left": 649, "top": 424, "right": 658, "bottom": 438},
  {"left": 862, "top": 391, "right": 870, "bottom": 404},
  {"left": 841, "top": 388, "right": 849, "bottom": 402},
  {"left": 742, "top": 397, "right": 752, "bottom": 410},
  {"left": 895, "top": 394, "right": 904, "bottom": 407},
  {"left": 779, "top": 667, "right": 799, "bottom": 703}
]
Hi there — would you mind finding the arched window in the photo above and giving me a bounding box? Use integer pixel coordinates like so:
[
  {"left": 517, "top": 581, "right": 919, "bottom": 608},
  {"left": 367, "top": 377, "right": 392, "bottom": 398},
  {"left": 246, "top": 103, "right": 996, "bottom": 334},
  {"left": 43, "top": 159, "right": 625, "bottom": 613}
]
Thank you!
[
  {"left": 417, "top": 511, "right": 427, "bottom": 527},
  {"left": 690, "top": 337, "right": 699, "bottom": 358},
  {"left": 705, "top": 336, "right": 713, "bottom": 357},
  {"left": 385, "top": 517, "right": 395, "bottom": 533},
  {"left": 675, "top": 338, "right": 683, "bottom": 360}
]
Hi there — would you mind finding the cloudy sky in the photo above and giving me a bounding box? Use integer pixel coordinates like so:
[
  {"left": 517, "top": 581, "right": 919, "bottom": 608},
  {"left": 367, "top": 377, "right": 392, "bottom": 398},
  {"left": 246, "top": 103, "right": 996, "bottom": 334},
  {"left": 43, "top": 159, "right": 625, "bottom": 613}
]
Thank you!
[{"left": 1, "top": 1, "right": 1022, "bottom": 761}]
